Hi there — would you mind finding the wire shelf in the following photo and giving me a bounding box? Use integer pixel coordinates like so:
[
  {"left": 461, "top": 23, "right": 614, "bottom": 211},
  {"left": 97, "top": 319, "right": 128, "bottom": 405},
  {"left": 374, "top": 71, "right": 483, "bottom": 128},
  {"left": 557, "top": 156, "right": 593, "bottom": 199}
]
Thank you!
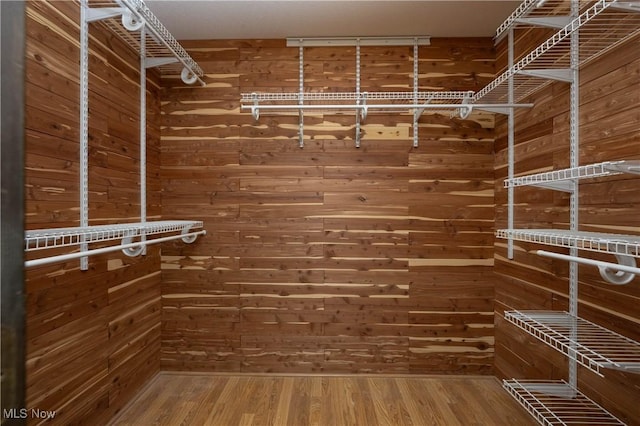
[
  {"left": 505, "top": 310, "right": 640, "bottom": 375},
  {"left": 496, "top": 0, "right": 596, "bottom": 40},
  {"left": 88, "top": 0, "right": 204, "bottom": 81},
  {"left": 496, "top": 229, "right": 640, "bottom": 257},
  {"left": 25, "top": 220, "right": 203, "bottom": 251},
  {"left": 241, "top": 91, "right": 473, "bottom": 103},
  {"left": 504, "top": 160, "right": 640, "bottom": 188},
  {"left": 503, "top": 379, "right": 625, "bottom": 425},
  {"left": 477, "top": 0, "right": 640, "bottom": 104}
]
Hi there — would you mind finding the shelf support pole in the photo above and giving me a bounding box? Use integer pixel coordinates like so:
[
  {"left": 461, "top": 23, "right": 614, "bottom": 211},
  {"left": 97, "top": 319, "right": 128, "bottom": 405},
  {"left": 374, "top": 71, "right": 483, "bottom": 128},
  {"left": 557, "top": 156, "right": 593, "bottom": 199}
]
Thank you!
[
  {"left": 355, "top": 39, "right": 362, "bottom": 148},
  {"left": 413, "top": 39, "right": 419, "bottom": 148},
  {"left": 298, "top": 43, "right": 304, "bottom": 148},
  {"left": 568, "top": 0, "right": 580, "bottom": 392},
  {"left": 507, "top": 28, "right": 515, "bottom": 260},
  {"left": 140, "top": 24, "right": 147, "bottom": 254},
  {"left": 80, "top": 0, "right": 90, "bottom": 270}
]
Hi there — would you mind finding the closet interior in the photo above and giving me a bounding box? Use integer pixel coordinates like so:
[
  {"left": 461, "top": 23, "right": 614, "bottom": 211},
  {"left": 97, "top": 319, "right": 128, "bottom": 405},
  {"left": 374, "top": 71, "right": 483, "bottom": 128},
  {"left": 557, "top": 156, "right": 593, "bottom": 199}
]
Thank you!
[{"left": 5, "top": 0, "right": 639, "bottom": 424}]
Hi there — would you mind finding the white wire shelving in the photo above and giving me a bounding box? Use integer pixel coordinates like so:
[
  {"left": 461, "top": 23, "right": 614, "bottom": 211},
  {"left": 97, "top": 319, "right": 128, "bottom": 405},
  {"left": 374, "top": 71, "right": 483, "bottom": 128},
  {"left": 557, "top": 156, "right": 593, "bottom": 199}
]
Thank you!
[
  {"left": 41, "top": 0, "right": 209, "bottom": 269},
  {"left": 241, "top": 91, "right": 475, "bottom": 102},
  {"left": 503, "top": 379, "right": 625, "bottom": 425},
  {"left": 495, "top": 1, "right": 640, "bottom": 424},
  {"left": 496, "top": 0, "right": 593, "bottom": 41},
  {"left": 241, "top": 91, "right": 473, "bottom": 103},
  {"left": 24, "top": 220, "right": 205, "bottom": 268},
  {"left": 496, "top": 229, "right": 640, "bottom": 257},
  {"left": 87, "top": 0, "right": 205, "bottom": 85},
  {"left": 505, "top": 310, "right": 640, "bottom": 375},
  {"left": 240, "top": 90, "right": 495, "bottom": 120},
  {"left": 476, "top": 0, "right": 640, "bottom": 104},
  {"left": 504, "top": 160, "right": 640, "bottom": 190},
  {"left": 25, "top": 220, "right": 204, "bottom": 251}
]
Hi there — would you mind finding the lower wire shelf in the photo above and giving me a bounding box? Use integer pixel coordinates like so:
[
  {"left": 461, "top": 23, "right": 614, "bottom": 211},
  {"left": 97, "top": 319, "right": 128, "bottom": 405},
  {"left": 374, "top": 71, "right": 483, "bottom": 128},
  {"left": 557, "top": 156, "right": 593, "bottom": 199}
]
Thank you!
[
  {"left": 505, "top": 310, "right": 640, "bottom": 376},
  {"left": 25, "top": 220, "right": 204, "bottom": 250},
  {"left": 503, "top": 379, "right": 624, "bottom": 426},
  {"left": 24, "top": 220, "right": 206, "bottom": 268}
]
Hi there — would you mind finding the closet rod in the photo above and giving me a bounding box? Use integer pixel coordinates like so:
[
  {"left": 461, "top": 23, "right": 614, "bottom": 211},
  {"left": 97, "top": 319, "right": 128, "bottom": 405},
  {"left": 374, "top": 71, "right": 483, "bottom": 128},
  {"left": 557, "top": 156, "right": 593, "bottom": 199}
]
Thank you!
[
  {"left": 25, "top": 230, "right": 206, "bottom": 268},
  {"left": 537, "top": 250, "right": 640, "bottom": 275}
]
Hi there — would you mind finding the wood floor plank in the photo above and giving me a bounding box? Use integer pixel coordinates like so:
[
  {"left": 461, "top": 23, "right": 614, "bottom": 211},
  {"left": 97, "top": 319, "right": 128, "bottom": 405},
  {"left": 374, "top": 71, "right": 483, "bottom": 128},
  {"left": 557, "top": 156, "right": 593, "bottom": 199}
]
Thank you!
[
  {"left": 182, "top": 376, "right": 230, "bottom": 425},
  {"left": 288, "top": 376, "right": 311, "bottom": 425},
  {"left": 205, "top": 376, "right": 243, "bottom": 425},
  {"left": 308, "top": 375, "right": 323, "bottom": 426},
  {"left": 109, "top": 373, "right": 537, "bottom": 426},
  {"left": 367, "top": 377, "right": 412, "bottom": 426},
  {"left": 395, "top": 378, "right": 438, "bottom": 425},
  {"left": 272, "top": 376, "right": 293, "bottom": 425}
]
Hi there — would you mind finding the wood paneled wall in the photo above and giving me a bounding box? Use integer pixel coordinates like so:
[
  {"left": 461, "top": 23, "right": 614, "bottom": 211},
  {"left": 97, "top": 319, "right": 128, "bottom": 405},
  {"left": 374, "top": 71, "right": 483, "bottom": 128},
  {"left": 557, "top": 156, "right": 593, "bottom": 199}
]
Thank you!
[
  {"left": 24, "top": 1, "right": 162, "bottom": 423},
  {"left": 160, "top": 39, "right": 497, "bottom": 374},
  {"left": 493, "top": 29, "right": 640, "bottom": 424}
]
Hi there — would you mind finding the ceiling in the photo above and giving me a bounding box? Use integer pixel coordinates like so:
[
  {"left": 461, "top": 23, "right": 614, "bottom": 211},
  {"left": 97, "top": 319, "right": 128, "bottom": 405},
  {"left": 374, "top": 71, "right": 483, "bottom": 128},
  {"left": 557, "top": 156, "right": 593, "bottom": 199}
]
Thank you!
[{"left": 145, "top": 1, "right": 522, "bottom": 40}]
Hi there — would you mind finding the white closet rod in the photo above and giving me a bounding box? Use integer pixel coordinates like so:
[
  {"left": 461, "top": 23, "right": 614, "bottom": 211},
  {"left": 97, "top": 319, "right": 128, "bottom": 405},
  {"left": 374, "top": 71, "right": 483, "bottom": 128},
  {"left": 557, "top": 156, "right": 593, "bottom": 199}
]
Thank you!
[
  {"left": 537, "top": 250, "right": 640, "bottom": 275},
  {"left": 25, "top": 230, "right": 206, "bottom": 268}
]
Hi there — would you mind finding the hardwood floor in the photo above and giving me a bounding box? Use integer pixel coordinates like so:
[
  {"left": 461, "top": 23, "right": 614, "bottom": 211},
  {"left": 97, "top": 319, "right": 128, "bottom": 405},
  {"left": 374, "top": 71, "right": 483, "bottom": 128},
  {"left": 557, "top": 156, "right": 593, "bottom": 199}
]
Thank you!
[{"left": 109, "top": 373, "right": 536, "bottom": 425}]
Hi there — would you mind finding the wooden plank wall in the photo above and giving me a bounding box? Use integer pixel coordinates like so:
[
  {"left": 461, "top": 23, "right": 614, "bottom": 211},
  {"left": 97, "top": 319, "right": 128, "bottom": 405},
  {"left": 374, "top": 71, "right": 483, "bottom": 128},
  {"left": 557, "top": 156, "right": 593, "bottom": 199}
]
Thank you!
[
  {"left": 493, "top": 28, "right": 640, "bottom": 424},
  {"left": 160, "top": 38, "right": 498, "bottom": 374},
  {"left": 24, "top": 1, "right": 162, "bottom": 423}
]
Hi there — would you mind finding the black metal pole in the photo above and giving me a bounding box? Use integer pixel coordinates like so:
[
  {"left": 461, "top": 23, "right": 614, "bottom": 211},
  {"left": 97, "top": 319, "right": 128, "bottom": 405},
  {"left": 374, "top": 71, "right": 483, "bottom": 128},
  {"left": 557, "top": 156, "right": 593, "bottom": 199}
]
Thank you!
[{"left": 1, "top": 1, "right": 26, "bottom": 424}]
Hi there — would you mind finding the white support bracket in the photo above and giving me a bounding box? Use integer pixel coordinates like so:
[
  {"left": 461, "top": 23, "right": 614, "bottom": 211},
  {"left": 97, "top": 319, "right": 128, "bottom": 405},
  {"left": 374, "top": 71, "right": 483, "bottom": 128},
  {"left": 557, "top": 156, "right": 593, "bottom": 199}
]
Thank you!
[
  {"left": 85, "top": 7, "right": 124, "bottom": 23},
  {"left": 355, "top": 92, "right": 367, "bottom": 149},
  {"left": 515, "top": 16, "right": 573, "bottom": 29},
  {"left": 298, "top": 110, "right": 304, "bottom": 149},
  {"left": 609, "top": 1, "right": 640, "bottom": 12},
  {"left": 251, "top": 93, "right": 260, "bottom": 121},
  {"left": 476, "top": 106, "right": 511, "bottom": 115},
  {"left": 451, "top": 91, "right": 475, "bottom": 119},
  {"left": 605, "top": 160, "right": 640, "bottom": 174},
  {"left": 532, "top": 180, "right": 576, "bottom": 192},
  {"left": 86, "top": 6, "right": 144, "bottom": 33},
  {"left": 518, "top": 69, "right": 573, "bottom": 82},
  {"left": 359, "top": 92, "right": 368, "bottom": 121},
  {"left": 145, "top": 57, "right": 179, "bottom": 68}
]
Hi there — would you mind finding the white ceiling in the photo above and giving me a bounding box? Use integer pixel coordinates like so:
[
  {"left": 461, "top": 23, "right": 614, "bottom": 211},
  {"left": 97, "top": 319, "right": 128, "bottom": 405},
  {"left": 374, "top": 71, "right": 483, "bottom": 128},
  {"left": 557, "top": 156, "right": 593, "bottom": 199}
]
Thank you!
[{"left": 145, "top": 1, "right": 521, "bottom": 40}]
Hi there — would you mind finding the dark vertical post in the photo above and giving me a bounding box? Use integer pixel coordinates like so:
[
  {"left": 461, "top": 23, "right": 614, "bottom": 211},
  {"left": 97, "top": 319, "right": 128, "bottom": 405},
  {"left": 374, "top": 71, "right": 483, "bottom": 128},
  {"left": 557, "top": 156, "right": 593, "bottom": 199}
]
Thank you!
[{"left": 1, "top": 1, "right": 26, "bottom": 424}]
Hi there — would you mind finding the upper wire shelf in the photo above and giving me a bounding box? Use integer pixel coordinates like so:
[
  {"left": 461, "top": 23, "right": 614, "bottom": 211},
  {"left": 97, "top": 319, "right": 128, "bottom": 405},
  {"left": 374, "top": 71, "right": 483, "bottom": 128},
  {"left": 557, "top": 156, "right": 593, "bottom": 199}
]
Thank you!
[
  {"left": 503, "top": 379, "right": 625, "bottom": 425},
  {"left": 25, "top": 220, "right": 203, "bottom": 251},
  {"left": 496, "top": 229, "right": 640, "bottom": 257},
  {"left": 240, "top": 91, "right": 477, "bottom": 117},
  {"left": 241, "top": 91, "right": 474, "bottom": 103},
  {"left": 504, "top": 160, "right": 640, "bottom": 189},
  {"left": 476, "top": 0, "right": 640, "bottom": 104},
  {"left": 240, "top": 90, "right": 491, "bottom": 122},
  {"left": 495, "top": 0, "right": 591, "bottom": 40},
  {"left": 87, "top": 0, "right": 205, "bottom": 85},
  {"left": 505, "top": 310, "right": 640, "bottom": 375}
]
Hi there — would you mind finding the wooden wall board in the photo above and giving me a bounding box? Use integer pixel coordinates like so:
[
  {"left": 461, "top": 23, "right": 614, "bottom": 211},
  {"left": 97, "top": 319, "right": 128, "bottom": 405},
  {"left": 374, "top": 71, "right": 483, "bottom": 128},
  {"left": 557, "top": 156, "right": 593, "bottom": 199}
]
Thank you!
[{"left": 160, "top": 38, "right": 497, "bottom": 375}]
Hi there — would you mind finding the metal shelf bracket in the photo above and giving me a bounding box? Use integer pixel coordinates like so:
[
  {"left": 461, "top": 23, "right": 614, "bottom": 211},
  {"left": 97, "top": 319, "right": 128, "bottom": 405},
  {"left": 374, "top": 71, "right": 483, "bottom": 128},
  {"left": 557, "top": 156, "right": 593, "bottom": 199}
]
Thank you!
[
  {"left": 518, "top": 68, "right": 573, "bottom": 82},
  {"left": 85, "top": 7, "right": 124, "bottom": 23}
]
